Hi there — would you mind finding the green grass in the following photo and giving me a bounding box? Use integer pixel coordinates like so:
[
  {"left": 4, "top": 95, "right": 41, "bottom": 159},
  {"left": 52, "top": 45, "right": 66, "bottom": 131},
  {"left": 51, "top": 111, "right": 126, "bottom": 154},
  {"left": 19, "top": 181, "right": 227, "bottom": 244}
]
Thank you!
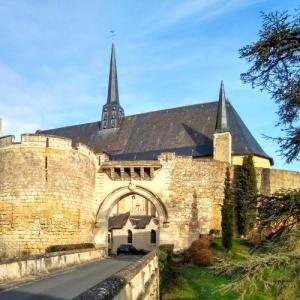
[
  {"left": 162, "top": 265, "right": 275, "bottom": 300},
  {"left": 161, "top": 238, "right": 278, "bottom": 300}
]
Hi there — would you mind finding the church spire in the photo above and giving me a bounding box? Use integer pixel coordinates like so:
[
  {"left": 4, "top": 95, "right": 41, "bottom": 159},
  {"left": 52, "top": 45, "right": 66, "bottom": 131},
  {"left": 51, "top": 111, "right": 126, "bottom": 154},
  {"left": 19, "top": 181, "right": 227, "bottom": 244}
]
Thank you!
[
  {"left": 107, "top": 43, "right": 119, "bottom": 104},
  {"left": 215, "top": 80, "right": 228, "bottom": 132},
  {"left": 100, "top": 43, "right": 124, "bottom": 130}
]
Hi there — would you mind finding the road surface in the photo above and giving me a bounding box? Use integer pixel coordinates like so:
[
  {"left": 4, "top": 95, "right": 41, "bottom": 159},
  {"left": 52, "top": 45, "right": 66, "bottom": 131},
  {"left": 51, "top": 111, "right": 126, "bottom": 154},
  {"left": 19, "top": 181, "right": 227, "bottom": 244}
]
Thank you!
[{"left": 0, "top": 255, "right": 140, "bottom": 300}]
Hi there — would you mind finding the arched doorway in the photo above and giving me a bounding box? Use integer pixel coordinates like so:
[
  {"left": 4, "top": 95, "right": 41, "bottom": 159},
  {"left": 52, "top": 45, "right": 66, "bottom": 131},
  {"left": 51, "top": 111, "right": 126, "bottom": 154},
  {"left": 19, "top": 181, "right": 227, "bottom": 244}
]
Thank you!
[{"left": 94, "top": 184, "right": 168, "bottom": 248}]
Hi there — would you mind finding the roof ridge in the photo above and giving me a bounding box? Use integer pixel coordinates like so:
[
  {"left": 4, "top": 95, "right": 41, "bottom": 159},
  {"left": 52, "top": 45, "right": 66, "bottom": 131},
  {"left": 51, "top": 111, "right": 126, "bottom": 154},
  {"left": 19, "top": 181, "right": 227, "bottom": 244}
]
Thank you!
[{"left": 124, "top": 100, "right": 218, "bottom": 118}]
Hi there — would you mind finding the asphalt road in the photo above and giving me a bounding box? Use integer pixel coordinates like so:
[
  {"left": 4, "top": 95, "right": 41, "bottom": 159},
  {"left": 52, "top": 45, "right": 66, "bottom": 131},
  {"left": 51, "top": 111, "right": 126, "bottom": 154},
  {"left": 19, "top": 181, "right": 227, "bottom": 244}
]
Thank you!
[{"left": 0, "top": 256, "right": 140, "bottom": 300}]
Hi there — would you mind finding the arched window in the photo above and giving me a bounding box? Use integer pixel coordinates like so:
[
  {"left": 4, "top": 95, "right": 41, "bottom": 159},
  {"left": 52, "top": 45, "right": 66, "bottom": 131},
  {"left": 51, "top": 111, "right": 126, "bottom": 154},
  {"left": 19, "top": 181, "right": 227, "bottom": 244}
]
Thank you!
[
  {"left": 150, "top": 230, "right": 156, "bottom": 244},
  {"left": 127, "top": 230, "right": 132, "bottom": 244}
]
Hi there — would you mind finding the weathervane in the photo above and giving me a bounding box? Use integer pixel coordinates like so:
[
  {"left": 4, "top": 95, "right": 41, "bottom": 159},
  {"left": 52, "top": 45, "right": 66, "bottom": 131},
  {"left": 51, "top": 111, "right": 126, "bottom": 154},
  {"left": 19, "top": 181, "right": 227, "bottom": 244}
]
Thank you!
[{"left": 110, "top": 30, "right": 115, "bottom": 42}]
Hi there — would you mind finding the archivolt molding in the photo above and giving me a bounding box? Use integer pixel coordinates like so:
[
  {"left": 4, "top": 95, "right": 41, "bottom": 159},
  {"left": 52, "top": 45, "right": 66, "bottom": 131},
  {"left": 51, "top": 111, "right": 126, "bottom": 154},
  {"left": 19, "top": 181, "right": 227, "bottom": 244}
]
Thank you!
[{"left": 96, "top": 184, "right": 168, "bottom": 225}]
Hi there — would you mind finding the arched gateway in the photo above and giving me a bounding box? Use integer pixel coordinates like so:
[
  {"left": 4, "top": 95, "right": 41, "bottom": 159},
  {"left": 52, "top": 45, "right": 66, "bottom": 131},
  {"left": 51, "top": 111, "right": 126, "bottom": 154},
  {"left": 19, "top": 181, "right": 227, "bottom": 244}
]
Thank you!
[{"left": 94, "top": 184, "right": 168, "bottom": 246}]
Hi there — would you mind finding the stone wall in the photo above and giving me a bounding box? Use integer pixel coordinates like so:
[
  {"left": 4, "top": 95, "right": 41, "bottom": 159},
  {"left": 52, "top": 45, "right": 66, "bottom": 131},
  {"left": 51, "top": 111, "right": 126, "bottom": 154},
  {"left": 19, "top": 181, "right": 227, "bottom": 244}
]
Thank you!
[
  {"left": 0, "top": 247, "right": 106, "bottom": 283},
  {"left": 0, "top": 134, "right": 97, "bottom": 257},
  {"left": 74, "top": 250, "right": 159, "bottom": 300},
  {"left": 257, "top": 167, "right": 300, "bottom": 195},
  {"left": 95, "top": 154, "right": 228, "bottom": 251},
  {"left": 232, "top": 155, "right": 271, "bottom": 169}
]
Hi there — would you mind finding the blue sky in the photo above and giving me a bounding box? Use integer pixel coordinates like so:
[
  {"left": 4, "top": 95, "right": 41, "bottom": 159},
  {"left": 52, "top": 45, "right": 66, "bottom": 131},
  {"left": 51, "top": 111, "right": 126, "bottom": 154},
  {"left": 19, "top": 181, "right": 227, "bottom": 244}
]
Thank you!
[{"left": 0, "top": 0, "right": 299, "bottom": 171}]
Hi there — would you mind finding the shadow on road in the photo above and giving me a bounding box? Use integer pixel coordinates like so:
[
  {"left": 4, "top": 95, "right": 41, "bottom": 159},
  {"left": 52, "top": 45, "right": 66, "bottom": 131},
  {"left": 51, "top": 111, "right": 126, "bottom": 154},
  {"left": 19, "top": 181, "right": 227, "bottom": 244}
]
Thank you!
[
  {"left": 109, "top": 254, "right": 144, "bottom": 262},
  {"left": 0, "top": 290, "right": 65, "bottom": 300}
]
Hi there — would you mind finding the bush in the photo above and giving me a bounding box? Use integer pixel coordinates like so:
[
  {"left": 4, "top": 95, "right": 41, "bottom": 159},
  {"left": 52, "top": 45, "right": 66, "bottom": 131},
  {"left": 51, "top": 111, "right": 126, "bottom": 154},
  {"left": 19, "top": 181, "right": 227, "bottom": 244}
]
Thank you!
[
  {"left": 187, "top": 237, "right": 213, "bottom": 266},
  {"left": 45, "top": 243, "right": 95, "bottom": 253},
  {"left": 159, "top": 247, "right": 176, "bottom": 291},
  {"left": 191, "top": 237, "right": 211, "bottom": 250},
  {"left": 192, "top": 248, "right": 213, "bottom": 266}
]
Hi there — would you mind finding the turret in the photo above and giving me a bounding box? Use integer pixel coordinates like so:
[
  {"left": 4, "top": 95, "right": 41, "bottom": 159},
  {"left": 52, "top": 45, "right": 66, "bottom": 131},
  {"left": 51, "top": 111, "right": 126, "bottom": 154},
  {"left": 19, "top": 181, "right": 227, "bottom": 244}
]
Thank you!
[{"left": 213, "top": 81, "right": 232, "bottom": 163}]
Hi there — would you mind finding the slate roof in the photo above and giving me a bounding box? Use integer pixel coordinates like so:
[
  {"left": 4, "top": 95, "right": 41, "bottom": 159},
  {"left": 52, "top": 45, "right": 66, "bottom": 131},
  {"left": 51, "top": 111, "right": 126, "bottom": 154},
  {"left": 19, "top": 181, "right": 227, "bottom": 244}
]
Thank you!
[
  {"left": 40, "top": 101, "right": 273, "bottom": 164},
  {"left": 108, "top": 212, "right": 130, "bottom": 230},
  {"left": 108, "top": 213, "right": 158, "bottom": 230},
  {"left": 129, "top": 216, "right": 159, "bottom": 229}
]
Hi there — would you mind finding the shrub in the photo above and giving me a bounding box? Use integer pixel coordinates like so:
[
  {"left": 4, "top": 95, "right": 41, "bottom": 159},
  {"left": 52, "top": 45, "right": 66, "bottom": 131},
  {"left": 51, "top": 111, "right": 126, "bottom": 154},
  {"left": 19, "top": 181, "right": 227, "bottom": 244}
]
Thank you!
[
  {"left": 159, "top": 247, "right": 176, "bottom": 291},
  {"left": 191, "top": 238, "right": 210, "bottom": 250},
  {"left": 192, "top": 248, "right": 213, "bottom": 266},
  {"left": 45, "top": 243, "right": 95, "bottom": 253},
  {"left": 187, "top": 237, "right": 213, "bottom": 266}
]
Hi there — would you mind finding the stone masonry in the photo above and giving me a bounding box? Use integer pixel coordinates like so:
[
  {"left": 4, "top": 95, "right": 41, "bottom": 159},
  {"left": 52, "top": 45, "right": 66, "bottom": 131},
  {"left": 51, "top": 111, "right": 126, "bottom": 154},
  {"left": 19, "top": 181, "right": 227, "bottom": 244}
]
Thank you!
[
  {"left": 0, "top": 134, "right": 96, "bottom": 257},
  {"left": 1, "top": 133, "right": 300, "bottom": 257}
]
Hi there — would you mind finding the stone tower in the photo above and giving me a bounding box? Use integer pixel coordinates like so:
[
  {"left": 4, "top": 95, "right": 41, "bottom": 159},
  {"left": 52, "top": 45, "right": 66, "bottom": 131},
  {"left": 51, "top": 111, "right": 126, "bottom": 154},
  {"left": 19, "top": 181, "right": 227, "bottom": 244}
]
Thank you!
[
  {"left": 213, "top": 81, "right": 232, "bottom": 163},
  {"left": 100, "top": 43, "right": 124, "bottom": 130}
]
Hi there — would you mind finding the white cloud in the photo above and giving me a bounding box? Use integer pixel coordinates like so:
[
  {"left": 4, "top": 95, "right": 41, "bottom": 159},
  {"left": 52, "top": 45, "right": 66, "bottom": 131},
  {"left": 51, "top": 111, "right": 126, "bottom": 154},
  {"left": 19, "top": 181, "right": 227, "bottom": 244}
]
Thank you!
[
  {"left": 140, "top": 0, "right": 266, "bottom": 33},
  {"left": 0, "top": 62, "right": 102, "bottom": 138}
]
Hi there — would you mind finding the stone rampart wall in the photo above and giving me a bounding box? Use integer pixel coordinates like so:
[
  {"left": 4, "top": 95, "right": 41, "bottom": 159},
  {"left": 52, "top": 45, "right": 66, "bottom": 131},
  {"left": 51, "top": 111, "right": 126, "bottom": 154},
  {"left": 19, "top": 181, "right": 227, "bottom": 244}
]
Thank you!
[
  {"left": 257, "top": 168, "right": 300, "bottom": 195},
  {"left": 0, "top": 134, "right": 97, "bottom": 257}
]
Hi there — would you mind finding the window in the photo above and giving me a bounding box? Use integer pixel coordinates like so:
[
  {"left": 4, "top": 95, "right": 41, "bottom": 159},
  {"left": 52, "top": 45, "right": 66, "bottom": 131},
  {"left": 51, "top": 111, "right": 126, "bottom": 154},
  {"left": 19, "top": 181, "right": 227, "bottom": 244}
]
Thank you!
[
  {"left": 128, "top": 230, "right": 132, "bottom": 244},
  {"left": 150, "top": 230, "right": 156, "bottom": 244}
]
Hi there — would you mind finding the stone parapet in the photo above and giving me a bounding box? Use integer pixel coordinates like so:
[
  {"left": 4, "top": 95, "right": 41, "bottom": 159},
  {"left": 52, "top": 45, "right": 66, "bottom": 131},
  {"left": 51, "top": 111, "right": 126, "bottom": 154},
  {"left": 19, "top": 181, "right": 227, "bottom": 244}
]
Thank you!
[
  {"left": 0, "top": 134, "right": 97, "bottom": 162},
  {"left": 74, "top": 250, "right": 159, "bottom": 300},
  {"left": 0, "top": 247, "right": 106, "bottom": 283}
]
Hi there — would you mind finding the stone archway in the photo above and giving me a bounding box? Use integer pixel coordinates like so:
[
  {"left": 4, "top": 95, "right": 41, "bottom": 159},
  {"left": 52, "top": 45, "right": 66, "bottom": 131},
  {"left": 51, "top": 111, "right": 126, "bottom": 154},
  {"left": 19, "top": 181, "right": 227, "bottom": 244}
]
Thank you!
[{"left": 94, "top": 183, "right": 168, "bottom": 246}]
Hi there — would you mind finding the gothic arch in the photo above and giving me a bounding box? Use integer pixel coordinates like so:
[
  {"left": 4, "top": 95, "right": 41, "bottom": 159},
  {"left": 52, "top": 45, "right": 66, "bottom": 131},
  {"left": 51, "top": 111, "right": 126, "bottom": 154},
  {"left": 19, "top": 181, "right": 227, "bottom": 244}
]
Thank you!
[
  {"left": 96, "top": 184, "right": 168, "bottom": 223},
  {"left": 94, "top": 184, "right": 168, "bottom": 245}
]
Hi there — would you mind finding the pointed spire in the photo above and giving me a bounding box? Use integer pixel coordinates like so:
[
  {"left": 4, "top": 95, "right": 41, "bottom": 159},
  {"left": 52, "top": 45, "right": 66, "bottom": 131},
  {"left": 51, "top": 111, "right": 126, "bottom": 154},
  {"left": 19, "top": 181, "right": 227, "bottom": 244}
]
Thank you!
[
  {"left": 107, "top": 43, "right": 119, "bottom": 104},
  {"left": 215, "top": 80, "right": 228, "bottom": 132},
  {"left": 100, "top": 43, "right": 124, "bottom": 130}
]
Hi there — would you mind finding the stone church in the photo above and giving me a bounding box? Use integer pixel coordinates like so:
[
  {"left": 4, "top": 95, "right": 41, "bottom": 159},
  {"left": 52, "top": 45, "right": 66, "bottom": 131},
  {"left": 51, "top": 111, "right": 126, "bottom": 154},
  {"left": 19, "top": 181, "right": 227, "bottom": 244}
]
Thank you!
[{"left": 0, "top": 44, "right": 300, "bottom": 257}]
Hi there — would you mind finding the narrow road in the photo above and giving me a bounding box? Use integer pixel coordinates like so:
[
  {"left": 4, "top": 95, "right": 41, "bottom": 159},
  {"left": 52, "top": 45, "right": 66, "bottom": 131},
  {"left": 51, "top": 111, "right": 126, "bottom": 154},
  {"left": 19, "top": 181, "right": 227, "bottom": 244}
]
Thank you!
[{"left": 0, "top": 256, "right": 140, "bottom": 300}]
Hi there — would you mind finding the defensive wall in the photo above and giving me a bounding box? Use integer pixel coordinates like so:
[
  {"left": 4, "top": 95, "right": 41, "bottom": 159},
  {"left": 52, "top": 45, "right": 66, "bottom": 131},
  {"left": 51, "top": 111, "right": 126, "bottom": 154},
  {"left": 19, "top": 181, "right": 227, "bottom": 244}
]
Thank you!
[
  {"left": 0, "top": 134, "right": 97, "bottom": 257},
  {"left": 1, "top": 133, "right": 300, "bottom": 258},
  {"left": 94, "top": 153, "right": 228, "bottom": 251}
]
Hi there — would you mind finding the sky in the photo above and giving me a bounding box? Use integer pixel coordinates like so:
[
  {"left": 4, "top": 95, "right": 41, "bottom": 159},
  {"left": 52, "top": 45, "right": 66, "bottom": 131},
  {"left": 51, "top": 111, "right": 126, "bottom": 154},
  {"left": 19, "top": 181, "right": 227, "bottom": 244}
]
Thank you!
[{"left": 0, "top": 0, "right": 299, "bottom": 171}]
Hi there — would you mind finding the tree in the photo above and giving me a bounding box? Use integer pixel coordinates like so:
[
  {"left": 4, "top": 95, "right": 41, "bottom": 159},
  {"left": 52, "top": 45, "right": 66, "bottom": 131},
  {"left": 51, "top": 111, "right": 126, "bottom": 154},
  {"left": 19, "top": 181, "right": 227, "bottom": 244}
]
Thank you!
[
  {"left": 235, "top": 155, "right": 258, "bottom": 236},
  {"left": 213, "top": 190, "right": 300, "bottom": 299},
  {"left": 239, "top": 8, "right": 300, "bottom": 163},
  {"left": 222, "top": 168, "right": 233, "bottom": 251}
]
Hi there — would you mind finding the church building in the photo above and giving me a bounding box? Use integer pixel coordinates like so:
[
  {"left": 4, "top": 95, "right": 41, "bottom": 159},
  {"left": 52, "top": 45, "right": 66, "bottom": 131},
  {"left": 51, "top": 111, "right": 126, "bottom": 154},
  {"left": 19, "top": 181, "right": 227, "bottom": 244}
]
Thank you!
[{"left": 0, "top": 44, "right": 299, "bottom": 257}]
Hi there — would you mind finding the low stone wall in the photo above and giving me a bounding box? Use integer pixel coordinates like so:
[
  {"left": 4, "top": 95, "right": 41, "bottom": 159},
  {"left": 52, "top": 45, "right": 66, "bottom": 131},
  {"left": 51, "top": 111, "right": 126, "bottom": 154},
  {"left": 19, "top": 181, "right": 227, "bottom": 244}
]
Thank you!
[
  {"left": 0, "top": 247, "right": 106, "bottom": 283},
  {"left": 74, "top": 250, "right": 159, "bottom": 300}
]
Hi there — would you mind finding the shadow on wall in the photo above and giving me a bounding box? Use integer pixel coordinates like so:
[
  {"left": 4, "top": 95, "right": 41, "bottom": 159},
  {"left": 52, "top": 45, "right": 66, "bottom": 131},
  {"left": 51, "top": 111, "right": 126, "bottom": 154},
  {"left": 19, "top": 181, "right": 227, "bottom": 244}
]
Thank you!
[
  {"left": 188, "top": 190, "right": 200, "bottom": 245},
  {"left": 0, "top": 291, "right": 65, "bottom": 300}
]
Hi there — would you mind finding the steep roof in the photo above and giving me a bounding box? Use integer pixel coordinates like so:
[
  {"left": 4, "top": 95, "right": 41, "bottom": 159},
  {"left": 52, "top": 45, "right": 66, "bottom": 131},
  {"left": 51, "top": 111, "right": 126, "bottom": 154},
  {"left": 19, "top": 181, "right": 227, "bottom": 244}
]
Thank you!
[
  {"left": 108, "top": 212, "right": 130, "bottom": 230},
  {"left": 129, "top": 215, "right": 159, "bottom": 229},
  {"left": 108, "top": 213, "right": 158, "bottom": 230},
  {"left": 41, "top": 101, "right": 273, "bottom": 164}
]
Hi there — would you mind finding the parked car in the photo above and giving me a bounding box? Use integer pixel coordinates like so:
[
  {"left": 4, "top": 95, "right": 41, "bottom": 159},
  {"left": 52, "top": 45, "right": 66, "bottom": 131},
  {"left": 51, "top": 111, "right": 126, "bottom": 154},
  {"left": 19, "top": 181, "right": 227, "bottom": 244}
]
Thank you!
[{"left": 116, "top": 244, "right": 147, "bottom": 255}]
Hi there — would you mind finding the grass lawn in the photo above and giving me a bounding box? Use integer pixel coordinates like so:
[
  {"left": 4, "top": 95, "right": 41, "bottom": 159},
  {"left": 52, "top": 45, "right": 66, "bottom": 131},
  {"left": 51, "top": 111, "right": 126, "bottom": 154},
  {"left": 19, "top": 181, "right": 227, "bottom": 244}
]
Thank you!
[{"left": 161, "top": 238, "right": 278, "bottom": 300}]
